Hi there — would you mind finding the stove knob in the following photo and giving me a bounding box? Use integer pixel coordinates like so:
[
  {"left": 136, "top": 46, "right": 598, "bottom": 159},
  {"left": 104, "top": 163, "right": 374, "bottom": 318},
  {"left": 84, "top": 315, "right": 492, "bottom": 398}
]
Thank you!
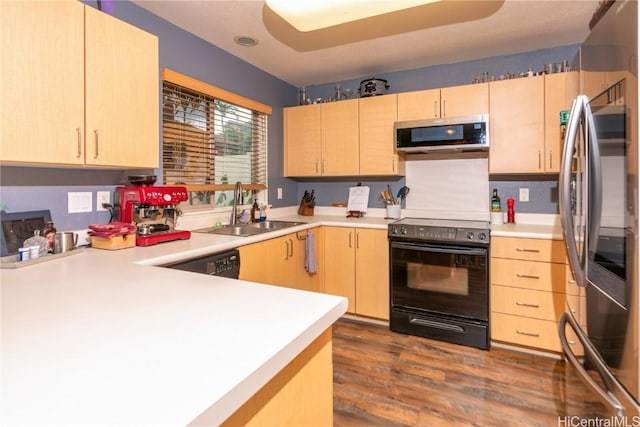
[
  {"left": 466, "top": 231, "right": 475, "bottom": 240},
  {"left": 401, "top": 227, "right": 407, "bottom": 235},
  {"left": 478, "top": 232, "right": 487, "bottom": 241},
  {"left": 163, "top": 194, "right": 172, "bottom": 202}
]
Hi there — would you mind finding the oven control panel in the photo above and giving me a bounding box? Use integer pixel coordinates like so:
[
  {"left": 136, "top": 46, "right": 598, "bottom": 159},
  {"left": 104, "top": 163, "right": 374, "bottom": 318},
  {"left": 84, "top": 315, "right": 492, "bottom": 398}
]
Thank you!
[{"left": 388, "top": 223, "right": 489, "bottom": 245}]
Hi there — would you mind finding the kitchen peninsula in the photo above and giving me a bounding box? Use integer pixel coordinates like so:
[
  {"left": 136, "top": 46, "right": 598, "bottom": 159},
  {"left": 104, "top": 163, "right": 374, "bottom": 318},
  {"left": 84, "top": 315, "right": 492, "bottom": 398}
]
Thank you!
[{"left": 0, "top": 225, "right": 347, "bottom": 426}]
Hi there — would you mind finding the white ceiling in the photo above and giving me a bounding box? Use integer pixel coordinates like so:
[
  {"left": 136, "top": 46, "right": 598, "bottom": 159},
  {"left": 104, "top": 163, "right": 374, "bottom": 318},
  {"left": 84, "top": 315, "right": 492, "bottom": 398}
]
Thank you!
[{"left": 132, "top": 0, "right": 599, "bottom": 87}]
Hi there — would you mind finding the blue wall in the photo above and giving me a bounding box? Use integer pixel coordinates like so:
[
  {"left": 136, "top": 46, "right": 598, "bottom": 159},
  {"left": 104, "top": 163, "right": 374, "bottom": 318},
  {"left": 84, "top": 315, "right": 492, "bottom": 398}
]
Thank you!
[{"left": 0, "top": 0, "right": 580, "bottom": 231}]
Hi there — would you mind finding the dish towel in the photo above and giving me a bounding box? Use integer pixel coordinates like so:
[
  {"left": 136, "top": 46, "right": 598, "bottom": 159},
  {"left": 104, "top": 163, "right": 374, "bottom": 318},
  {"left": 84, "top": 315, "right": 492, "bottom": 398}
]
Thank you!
[{"left": 305, "top": 231, "right": 318, "bottom": 273}]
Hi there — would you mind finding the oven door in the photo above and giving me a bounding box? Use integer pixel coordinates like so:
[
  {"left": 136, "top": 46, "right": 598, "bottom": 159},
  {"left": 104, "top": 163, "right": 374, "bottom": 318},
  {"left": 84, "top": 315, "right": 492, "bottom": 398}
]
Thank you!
[{"left": 390, "top": 241, "right": 488, "bottom": 321}]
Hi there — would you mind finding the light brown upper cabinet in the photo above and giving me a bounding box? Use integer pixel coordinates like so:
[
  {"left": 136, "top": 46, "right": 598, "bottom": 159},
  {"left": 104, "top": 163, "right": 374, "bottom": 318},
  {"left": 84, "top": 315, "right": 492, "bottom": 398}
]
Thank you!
[
  {"left": 285, "top": 95, "right": 403, "bottom": 177},
  {"left": 284, "top": 100, "right": 359, "bottom": 177},
  {"left": 544, "top": 72, "right": 579, "bottom": 173},
  {"left": 283, "top": 104, "right": 322, "bottom": 177},
  {"left": 0, "top": 2, "right": 159, "bottom": 168},
  {"left": 489, "top": 76, "right": 545, "bottom": 174},
  {"left": 359, "top": 94, "right": 404, "bottom": 176},
  {"left": 397, "top": 83, "right": 489, "bottom": 121}
]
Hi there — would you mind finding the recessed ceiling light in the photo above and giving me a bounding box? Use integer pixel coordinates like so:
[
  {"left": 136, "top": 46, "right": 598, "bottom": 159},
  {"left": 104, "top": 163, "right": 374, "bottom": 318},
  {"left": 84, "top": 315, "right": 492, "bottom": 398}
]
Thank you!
[
  {"left": 265, "top": 0, "right": 440, "bottom": 32},
  {"left": 234, "top": 35, "right": 259, "bottom": 47}
]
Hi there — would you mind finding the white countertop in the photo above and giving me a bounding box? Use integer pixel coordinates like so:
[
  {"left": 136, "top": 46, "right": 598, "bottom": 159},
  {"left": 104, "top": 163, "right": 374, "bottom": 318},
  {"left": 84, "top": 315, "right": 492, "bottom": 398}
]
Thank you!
[
  {"left": 1, "top": 214, "right": 371, "bottom": 426},
  {"left": 0, "top": 211, "right": 559, "bottom": 426}
]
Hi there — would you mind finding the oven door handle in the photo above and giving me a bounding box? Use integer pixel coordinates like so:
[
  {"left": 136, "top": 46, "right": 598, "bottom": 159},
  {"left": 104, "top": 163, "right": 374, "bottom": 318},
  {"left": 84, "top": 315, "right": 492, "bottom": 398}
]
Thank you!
[{"left": 391, "top": 242, "right": 486, "bottom": 256}]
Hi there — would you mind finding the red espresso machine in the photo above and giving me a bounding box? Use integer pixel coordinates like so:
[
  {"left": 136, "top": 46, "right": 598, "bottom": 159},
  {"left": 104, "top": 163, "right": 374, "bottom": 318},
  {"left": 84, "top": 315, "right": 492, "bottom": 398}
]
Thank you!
[{"left": 114, "top": 177, "right": 191, "bottom": 246}]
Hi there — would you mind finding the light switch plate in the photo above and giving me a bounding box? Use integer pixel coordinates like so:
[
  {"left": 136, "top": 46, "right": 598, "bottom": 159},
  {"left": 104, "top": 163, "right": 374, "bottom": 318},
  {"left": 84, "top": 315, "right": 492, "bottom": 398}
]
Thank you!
[{"left": 519, "top": 187, "right": 530, "bottom": 202}]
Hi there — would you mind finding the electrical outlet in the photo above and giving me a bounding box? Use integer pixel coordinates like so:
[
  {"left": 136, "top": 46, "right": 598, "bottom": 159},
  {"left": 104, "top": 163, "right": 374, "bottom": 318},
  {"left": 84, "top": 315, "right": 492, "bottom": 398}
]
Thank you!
[
  {"left": 277, "top": 188, "right": 283, "bottom": 199},
  {"left": 97, "top": 191, "right": 111, "bottom": 211},
  {"left": 519, "top": 187, "right": 530, "bottom": 202}
]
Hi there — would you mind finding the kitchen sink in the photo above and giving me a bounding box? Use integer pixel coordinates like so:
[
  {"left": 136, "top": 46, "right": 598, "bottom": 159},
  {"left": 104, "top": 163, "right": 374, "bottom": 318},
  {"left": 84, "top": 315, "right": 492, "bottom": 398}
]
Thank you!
[
  {"left": 194, "top": 220, "right": 305, "bottom": 237},
  {"left": 247, "top": 220, "right": 305, "bottom": 230}
]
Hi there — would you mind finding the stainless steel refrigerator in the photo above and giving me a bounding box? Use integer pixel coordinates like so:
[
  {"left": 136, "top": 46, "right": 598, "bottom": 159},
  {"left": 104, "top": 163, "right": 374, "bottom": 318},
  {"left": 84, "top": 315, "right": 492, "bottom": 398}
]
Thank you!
[{"left": 558, "top": 0, "right": 639, "bottom": 417}]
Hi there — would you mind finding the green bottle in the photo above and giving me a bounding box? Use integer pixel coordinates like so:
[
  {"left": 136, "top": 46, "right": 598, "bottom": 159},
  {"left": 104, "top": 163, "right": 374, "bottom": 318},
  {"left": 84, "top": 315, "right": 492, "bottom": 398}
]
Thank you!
[{"left": 491, "top": 189, "right": 501, "bottom": 212}]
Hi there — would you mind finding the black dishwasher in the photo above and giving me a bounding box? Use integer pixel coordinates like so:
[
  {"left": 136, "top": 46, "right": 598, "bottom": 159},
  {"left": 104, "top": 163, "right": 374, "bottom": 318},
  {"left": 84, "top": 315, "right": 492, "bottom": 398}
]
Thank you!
[{"left": 164, "top": 248, "right": 240, "bottom": 279}]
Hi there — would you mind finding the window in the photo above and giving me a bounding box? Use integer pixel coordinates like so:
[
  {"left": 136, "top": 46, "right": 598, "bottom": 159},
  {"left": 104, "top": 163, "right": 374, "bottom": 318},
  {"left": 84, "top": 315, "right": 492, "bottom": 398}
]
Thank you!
[{"left": 161, "top": 69, "right": 270, "bottom": 207}]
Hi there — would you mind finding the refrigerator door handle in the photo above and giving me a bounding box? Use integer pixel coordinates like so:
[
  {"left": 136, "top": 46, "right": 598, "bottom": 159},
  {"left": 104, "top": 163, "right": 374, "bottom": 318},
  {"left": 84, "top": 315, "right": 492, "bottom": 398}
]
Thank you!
[
  {"left": 585, "top": 101, "right": 603, "bottom": 256},
  {"left": 558, "top": 312, "right": 624, "bottom": 416},
  {"left": 559, "top": 95, "right": 588, "bottom": 288}
]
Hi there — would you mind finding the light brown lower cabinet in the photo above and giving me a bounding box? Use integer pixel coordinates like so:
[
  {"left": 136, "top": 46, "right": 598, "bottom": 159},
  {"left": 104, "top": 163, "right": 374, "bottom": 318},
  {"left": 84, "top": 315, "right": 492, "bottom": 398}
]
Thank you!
[
  {"left": 323, "top": 227, "right": 389, "bottom": 320},
  {"left": 239, "top": 226, "right": 389, "bottom": 320},
  {"left": 238, "top": 228, "right": 321, "bottom": 293},
  {"left": 219, "top": 328, "right": 333, "bottom": 426},
  {"left": 490, "top": 236, "right": 583, "bottom": 355}
]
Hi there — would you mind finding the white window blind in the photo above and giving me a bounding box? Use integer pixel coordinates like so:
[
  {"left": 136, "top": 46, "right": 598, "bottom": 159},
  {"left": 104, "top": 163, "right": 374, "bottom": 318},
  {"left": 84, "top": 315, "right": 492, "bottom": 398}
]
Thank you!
[{"left": 161, "top": 69, "right": 269, "bottom": 207}]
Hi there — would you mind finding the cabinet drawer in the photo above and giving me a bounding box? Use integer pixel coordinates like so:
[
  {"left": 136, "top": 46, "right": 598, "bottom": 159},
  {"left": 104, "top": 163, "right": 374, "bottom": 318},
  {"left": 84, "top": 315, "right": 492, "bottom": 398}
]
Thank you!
[
  {"left": 491, "top": 285, "right": 566, "bottom": 322},
  {"left": 492, "top": 236, "right": 567, "bottom": 263},
  {"left": 491, "top": 258, "right": 567, "bottom": 292},
  {"left": 492, "top": 312, "right": 583, "bottom": 354}
]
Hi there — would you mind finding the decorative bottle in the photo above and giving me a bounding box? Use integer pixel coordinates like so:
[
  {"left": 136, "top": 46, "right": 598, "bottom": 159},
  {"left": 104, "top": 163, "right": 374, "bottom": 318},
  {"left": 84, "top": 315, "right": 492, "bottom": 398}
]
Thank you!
[{"left": 491, "top": 189, "right": 501, "bottom": 212}]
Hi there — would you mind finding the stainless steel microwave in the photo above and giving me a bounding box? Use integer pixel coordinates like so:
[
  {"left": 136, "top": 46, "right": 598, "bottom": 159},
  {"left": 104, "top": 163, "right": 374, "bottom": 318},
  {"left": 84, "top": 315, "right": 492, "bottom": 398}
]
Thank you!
[{"left": 395, "top": 114, "right": 489, "bottom": 154}]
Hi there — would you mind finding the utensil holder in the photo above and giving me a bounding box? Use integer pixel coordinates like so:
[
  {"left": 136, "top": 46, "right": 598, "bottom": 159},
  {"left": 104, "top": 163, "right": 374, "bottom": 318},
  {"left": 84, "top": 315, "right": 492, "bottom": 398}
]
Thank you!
[{"left": 386, "top": 204, "right": 401, "bottom": 219}]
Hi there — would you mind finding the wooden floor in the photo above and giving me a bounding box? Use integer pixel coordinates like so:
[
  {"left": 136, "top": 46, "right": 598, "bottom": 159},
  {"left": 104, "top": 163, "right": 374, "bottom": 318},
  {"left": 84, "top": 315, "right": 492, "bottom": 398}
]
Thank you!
[{"left": 332, "top": 318, "right": 609, "bottom": 426}]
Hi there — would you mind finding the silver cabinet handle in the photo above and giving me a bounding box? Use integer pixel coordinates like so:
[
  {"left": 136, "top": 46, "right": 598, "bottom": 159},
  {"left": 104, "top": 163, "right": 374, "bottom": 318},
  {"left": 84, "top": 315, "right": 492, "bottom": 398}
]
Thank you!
[
  {"left": 538, "top": 150, "right": 542, "bottom": 169},
  {"left": 516, "top": 273, "right": 540, "bottom": 279},
  {"left": 442, "top": 99, "right": 446, "bottom": 117},
  {"left": 322, "top": 160, "right": 325, "bottom": 174},
  {"left": 355, "top": 231, "right": 360, "bottom": 249},
  {"left": 516, "top": 301, "right": 539, "bottom": 308},
  {"left": 433, "top": 100, "right": 438, "bottom": 117},
  {"left": 93, "top": 129, "right": 99, "bottom": 159},
  {"left": 516, "top": 248, "right": 540, "bottom": 253},
  {"left": 284, "top": 240, "right": 290, "bottom": 260},
  {"left": 76, "top": 127, "right": 82, "bottom": 158},
  {"left": 549, "top": 151, "right": 553, "bottom": 169},
  {"left": 516, "top": 329, "right": 539, "bottom": 337},
  {"left": 289, "top": 238, "right": 294, "bottom": 258},
  {"left": 348, "top": 231, "right": 352, "bottom": 248}
]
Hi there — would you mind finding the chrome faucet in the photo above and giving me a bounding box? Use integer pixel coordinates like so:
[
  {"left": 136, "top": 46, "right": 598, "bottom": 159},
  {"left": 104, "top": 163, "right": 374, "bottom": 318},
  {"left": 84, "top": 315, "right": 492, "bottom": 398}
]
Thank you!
[{"left": 230, "top": 181, "right": 243, "bottom": 225}]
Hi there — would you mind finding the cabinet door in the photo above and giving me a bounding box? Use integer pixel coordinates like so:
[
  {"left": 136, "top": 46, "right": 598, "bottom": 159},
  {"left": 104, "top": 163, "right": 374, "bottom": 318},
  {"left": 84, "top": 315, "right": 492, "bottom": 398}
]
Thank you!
[
  {"left": 441, "top": 82, "right": 489, "bottom": 117},
  {"left": 544, "top": 72, "right": 579, "bottom": 172},
  {"left": 323, "top": 227, "right": 356, "bottom": 313},
  {"left": 238, "top": 237, "right": 285, "bottom": 284},
  {"left": 359, "top": 94, "right": 402, "bottom": 176},
  {"left": 354, "top": 229, "right": 389, "bottom": 320},
  {"left": 284, "top": 104, "right": 322, "bottom": 177},
  {"left": 282, "top": 231, "right": 321, "bottom": 292},
  {"left": 84, "top": 6, "right": 159, "bottom": 168},
  {"left": 1, "top": 1, "right": 85, "bottom": 165},
  {"left": 321, "top": 100, "right": 359, "bottom": 175},
  {"left": 397, "top": 88, "right": 440, "bottom": 121},
  {"left": 489, "top": 76, "right": 545, "bottom": 173}
]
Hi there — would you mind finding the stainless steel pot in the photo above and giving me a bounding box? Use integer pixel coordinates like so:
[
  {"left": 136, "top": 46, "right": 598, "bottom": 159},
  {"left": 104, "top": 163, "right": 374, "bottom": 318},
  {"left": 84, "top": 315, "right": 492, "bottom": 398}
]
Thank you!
[{"left": 359, "top": 78, "right": 389, "bottom": 97}]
